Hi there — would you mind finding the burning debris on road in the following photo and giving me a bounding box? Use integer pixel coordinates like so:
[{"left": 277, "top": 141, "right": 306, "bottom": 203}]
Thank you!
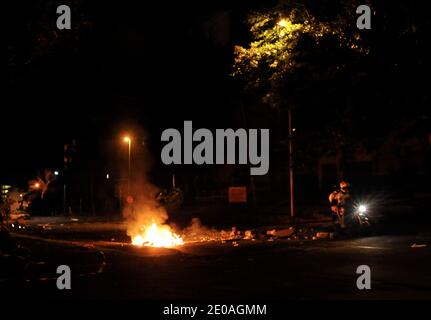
[
  {"left": 131, "top": 222, "right": 184, "bottom": 248},
  {"left": 128, "top": 215, "right": 334, "bottom": 248}
]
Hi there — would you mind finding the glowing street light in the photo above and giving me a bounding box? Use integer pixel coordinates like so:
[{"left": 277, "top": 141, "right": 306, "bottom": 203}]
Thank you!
[
  {"left": 277, "top": 18, "right": 302, "bottom": 31},
  {"left": 35, "top": 183, "right": 40, "bottom": 189},
  {"left": 277, "top": 19, "right": 288, "bottom": 27},
  {"left": 54, "top": 171, "right": 59, "bottom": 176}
]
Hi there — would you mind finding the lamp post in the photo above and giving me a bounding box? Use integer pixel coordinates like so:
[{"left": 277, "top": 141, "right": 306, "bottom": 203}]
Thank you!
[
  {"left": 278, "top": 18, "right": 295, "bottom": 217},
  {"left": 288, "top": 108, "right": 294, "bottom": 217},
  {"left": 123, "top": 136, "right": 132, "bottom": 196}
]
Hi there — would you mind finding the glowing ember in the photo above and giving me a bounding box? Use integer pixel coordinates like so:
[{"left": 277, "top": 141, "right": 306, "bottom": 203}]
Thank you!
[{"left": 131, "top": 223, "right": 184, "bottom": 248}]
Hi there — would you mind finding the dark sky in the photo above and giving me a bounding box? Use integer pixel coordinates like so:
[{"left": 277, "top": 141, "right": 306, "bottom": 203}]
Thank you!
[
  {"left": 4, "top": 0, "right": 262, "bottom": 184},
  {"left": 3, "top": 0, "right": 431, "bottom": 185}
]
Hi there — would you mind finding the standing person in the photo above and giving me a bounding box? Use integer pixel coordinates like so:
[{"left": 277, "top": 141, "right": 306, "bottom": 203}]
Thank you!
[
  {"left": 328, "top": 185, "right": 340, "bottom": 224},
  {"left": 329, "top": 181, "right": 352, "bottom": 229}
]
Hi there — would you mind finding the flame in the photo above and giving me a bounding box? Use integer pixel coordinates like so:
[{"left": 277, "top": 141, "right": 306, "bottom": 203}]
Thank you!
[{"left": 131, "top": 223, "right": 184, "bottom": 248}]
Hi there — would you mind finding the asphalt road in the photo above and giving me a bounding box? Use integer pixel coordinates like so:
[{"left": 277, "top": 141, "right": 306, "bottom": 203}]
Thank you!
[{"left": 2, "top": 227, "right": 431, "bottom": 300}]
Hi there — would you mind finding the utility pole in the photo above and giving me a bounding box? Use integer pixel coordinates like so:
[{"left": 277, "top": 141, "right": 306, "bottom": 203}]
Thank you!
[
  {"left": 63, "top": 183, "right": 67, "bottom": 214},
  {"left": 240, "top": 101, "right": 257, "bottom": 209},
  {"left": 288, "top": 108, "right": 294, "bottom": 217},
  {"left": 127, "top": 139, "right": 131, "bottom": 196}
]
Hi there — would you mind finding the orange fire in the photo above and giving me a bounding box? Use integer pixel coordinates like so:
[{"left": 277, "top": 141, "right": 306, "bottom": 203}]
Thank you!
[{"left": 131, "top": 223, "right": 184, "bottom": 248}]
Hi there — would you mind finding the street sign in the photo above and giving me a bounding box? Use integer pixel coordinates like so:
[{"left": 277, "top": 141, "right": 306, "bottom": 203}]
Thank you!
[{"left": 228, "top": 186, "right": 247, "bottom": 203}]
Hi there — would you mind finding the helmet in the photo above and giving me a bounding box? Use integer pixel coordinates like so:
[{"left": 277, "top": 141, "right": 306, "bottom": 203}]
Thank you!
[{"left": 339, "top": 181, "right": 350, "bottom": 191}]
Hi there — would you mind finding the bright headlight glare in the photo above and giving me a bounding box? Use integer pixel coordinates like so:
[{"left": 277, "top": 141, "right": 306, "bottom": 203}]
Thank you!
[{"left": 358, "top": 205, "right": 367, "bottom": 213}]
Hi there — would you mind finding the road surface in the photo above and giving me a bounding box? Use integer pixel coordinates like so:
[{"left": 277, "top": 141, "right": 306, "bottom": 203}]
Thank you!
[{"left": 1, "top": 224, "right": 430, "bottom": 300}]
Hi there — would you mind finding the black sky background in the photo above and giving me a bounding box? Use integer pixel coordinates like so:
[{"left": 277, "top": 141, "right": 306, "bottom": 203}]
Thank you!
[
  {"left": 4, "top": 0, "right": 261, "bottom": 184},
  {"left": 4, "top": 0, "right": 431, "bottom": 186}
]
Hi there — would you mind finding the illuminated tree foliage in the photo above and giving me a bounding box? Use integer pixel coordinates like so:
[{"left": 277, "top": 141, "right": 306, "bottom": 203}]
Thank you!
[
  {"left": 6, "top": 0, "right": 94, "bottom": 83},
  {"left": 232, "top": 0, "right": 366, "bottom": 109},
  {"left": 231, "top": 0, "right": 375, "bottom": 170},
  {"left": 233, "top": 0, "right": 430, "bottom": 178}
]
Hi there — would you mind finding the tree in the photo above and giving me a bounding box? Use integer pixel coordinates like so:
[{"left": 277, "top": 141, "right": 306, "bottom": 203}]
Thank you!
[{"left": 232, "top": 0, "right": 367, "bottom": 212}]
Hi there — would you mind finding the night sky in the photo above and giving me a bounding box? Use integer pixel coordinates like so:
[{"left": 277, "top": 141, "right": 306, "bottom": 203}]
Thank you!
[
  {"left": 4, "top": 0, "right": 252, "bottom": 183},
  {"left": 4, "top": 0, "right": 431, "bottom": 187}
]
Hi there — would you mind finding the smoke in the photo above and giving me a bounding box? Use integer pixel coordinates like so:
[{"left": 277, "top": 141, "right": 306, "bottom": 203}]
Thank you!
[
  {"left": 120, "top": 127, "right": 175, "bottom": 239},
  {"left": 181, "top": 218, "right": 236, "bottom": 243},
  {"left": 121, "top": 126, "right": 234, "bottom": 244},
  {"left": 123, "top": 184, "right": 170, "bottom": 239}
]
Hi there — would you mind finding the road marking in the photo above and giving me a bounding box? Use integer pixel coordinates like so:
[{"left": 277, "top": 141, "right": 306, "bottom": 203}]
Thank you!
[{"left": 354, "top": 245, "right": 389, "bottom": 250}]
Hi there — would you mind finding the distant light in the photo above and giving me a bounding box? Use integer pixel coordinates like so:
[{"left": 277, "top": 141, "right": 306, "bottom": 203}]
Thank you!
[
  {"left": 292, "top": 128, "right": 296, "bottom": 132},
  {"left": 276, "top": 18, "right": 302, "bottom": 33},
  {"left": 106, "top": 174, "right": 110, "bottom": 180},
  {"left": 124, "top": 136, "right": 131, "bottom": 143},
  {"left": 358, "top": 205, "right": 367, "bottom": 214},
  {"left": 278, "top": 19, "right": 288, "bottom": 27},
  {"left": 19, "top": 194, "right": 23, "bottom": 198},
  {"left": 54, "top": 171, "right": 59, "bottom": 176},
  {"left": 35, "top": 183, "right": 40, "bottom": 188}
]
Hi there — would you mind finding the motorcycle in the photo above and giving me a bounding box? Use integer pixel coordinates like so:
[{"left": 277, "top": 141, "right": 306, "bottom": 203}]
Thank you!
[
  {"left": 331, "top": 200, "right": 373, "bottom": 236},
  {"left": 342, "top": 203, "right": 374, "bottom": 236},
  {"left": 352, "top": 204, "right": 373, "bottom": 234}
]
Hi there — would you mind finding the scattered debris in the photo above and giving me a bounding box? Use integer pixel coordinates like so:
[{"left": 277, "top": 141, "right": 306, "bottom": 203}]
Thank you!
[
  {"left": 316, "top": 232, "right": 330, "bottom": 239},
  {"left": 175, "top": 217, "right": 337, "bottom": 244},
  {"left": 182, "top": 218, "right": 242, "bottom": 243},
  {"left": 39, "top": 224, "right": 52, "bottom": 230},
  {"left": 411, "top": 243, "right": 427, "bottom": 248},
  {"left": 244, "top": 230, "right": 255, "bottom": 240},
  {"left": 266, "top": 227, "right": 295, "bottom": 238},
  {"left": 230, "top": 227, "right": 241, "bottom": 238},
  {"left": 266, "top": 229, "right": 276, "bottom": 236}
]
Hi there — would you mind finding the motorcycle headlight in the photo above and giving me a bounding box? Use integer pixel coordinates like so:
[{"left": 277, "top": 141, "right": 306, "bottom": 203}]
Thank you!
[{"left": 358, "top": 205, "right": 367, "bottom": 214}]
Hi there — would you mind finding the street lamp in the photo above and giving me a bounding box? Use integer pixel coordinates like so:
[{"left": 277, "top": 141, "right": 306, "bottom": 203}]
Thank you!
[
  {"left": 123, "top": 136, "right": 132, "bottom": 196},
  {"left": 277, "top": 19, "right": 288, "bottom": 27},
  {"left": 288, "top": 108, "right": 294, "bottom": 217},
  {"left": 278, "top": 17, "right": 295, "bottom": 217}
]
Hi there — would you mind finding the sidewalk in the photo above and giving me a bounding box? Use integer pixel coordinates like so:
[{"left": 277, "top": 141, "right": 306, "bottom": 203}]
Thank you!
[{"left": 15, "top": 216, "right": 127, "bottom": 232}]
